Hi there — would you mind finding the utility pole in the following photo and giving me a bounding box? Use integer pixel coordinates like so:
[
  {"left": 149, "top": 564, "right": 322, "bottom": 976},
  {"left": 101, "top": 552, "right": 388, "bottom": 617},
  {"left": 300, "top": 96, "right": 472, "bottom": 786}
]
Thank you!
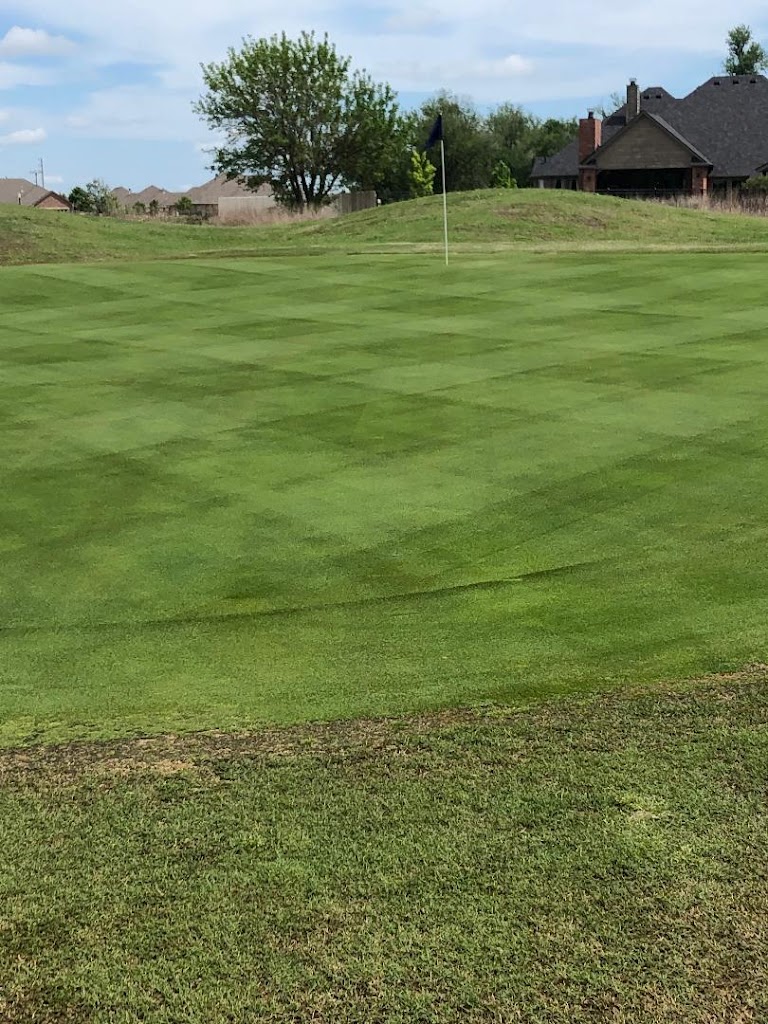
[{"left": 30, "top": 159, "right": 45, "bottom": 188}]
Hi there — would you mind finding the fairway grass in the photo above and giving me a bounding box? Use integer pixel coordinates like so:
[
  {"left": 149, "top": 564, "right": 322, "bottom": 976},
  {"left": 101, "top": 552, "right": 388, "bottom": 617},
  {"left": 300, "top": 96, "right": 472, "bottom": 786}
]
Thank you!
[
  {"left": 3, "top": 249, "right": 768, "bottom": 744},
  {"left": 2, "top": 674, "right": 767, "bottom": 1023}
]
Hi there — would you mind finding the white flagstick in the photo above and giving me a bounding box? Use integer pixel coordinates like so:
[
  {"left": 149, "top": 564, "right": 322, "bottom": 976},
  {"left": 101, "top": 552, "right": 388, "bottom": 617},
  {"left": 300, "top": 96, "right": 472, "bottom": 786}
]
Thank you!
[{"left": 440, "top": 137, "right": 449, "bottom": 266}]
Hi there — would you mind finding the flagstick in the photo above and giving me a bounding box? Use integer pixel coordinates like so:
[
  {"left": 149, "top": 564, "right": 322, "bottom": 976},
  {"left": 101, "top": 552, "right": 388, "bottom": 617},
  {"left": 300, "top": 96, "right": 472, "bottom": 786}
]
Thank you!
[{"left": 440, "top": 137, "right": 449, "bottom": 266}]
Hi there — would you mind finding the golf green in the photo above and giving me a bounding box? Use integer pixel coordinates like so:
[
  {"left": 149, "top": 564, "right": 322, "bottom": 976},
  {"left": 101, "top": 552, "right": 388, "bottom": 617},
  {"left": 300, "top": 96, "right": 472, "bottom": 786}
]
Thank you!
[{"left": 2, "top": 251, "right": 768, "bottom": 745}]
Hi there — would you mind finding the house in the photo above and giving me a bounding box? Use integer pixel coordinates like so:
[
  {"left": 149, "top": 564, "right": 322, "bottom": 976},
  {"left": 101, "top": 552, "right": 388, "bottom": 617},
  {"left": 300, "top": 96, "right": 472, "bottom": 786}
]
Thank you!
[
  {"left": 110, "top": 175, "right": 376, "bottom": 221},
  {"left": 113, "top": 185, "right": 183, "bottom": 214},
  {"left": 533, "top": 76, "right": 768, "bottom": 196},
  {"left": 0, "top": 178, "right": 71, "bottom": 210},
  {"left": 113, "top": 175, "right": 272, "bottom": 218},
  {"left": 185, "top": 174, "right": 274, "bottom": 218}
]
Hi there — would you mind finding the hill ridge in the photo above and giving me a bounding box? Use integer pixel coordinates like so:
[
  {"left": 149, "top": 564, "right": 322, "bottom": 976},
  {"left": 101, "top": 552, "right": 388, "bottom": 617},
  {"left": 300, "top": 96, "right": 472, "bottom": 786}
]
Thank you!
[{"left": 4, "top": 189, "right": 768, "bottom": 265}]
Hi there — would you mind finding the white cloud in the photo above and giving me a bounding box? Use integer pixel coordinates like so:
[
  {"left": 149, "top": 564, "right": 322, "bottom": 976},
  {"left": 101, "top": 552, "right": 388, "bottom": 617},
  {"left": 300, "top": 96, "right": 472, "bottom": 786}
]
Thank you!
[
  {"left": 0, "top": 26, "right": 75, "bottom": 57},
  {"left": 0, "top": 109, "right": 10, "bottom": 122},
  {"left": 66, "top": 85, "right": 199, "bottom": 141},
  {"left": 0, "top": 127, "right": 47, "bottom": 144},
  {"left": 383, "top": 9, "right": 447, "bottom": 33},
  {"left": 4, "top": 0, "right": 768, "bottom": 141},
  {"left": 384, "top": 53, "right": 535, "bottom": 92},
  {"left": 0, "top": 62, "right": 53, "bottom": 88},
  {"left": 500, "top": 54, "right": 534, "bottom": 76},
  {"left": 516, "top": 2, "right": 764, "bottom": 51}
]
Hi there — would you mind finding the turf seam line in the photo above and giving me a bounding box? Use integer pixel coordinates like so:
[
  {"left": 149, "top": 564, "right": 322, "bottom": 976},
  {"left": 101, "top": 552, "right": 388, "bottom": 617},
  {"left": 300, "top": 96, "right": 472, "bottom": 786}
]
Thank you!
[{"left": 0, "top": 560, "right": 603, "bottom": 638}]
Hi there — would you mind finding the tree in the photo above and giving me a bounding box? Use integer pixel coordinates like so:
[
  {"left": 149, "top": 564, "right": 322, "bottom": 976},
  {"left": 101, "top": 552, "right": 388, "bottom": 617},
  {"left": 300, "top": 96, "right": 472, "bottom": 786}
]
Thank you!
[
  {"left": 148, "top": 199, "right": 159, "bottom": 216},
  {"left": 487, "top": 106, "right": 576, "bottom": 188},
  {"left": 486, "top": 104, "right": 534, "bottom": 185},
  {"left": 68, "top": 186, "right": 93, "bottom": 213},
  {"left": 596, "top": 92, "right": 624, "bottom": 119},
  {"left": 490, "top": 160, "right": 516, "bottom": 188},
  {"left": 195, "top": 31, "right": 404, "bottom": 208},
  {"left": 132, "top": 201, "right": 146, "bottom": 216},
  {"left": 369, "top": 110, "right": 418, "bottom": 203},
  {"left": 82, "top": 180, "right": 117, "bottom": 216},
  {"left": 724, "top": 24, "right": 768, "bottom": 75},
  {"left": 174, "top": 195, "right": 193, "bottom": 215},
  {"left": 742, "top": 173, "right": 768, "bottom": 193},
  {"left": 532, "top": 117, "right": 580, "bottom": 160},
  {"left": 408, "top": 150, "right": 435, "bottom": 198},
  {"left": 415, "top": 93, "right": 494, "bottom": 193}
]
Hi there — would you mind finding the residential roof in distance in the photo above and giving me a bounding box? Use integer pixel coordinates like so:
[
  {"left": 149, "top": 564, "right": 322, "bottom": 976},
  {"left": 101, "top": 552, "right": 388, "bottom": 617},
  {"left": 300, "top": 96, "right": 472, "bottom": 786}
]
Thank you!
[
  {"left": 533, "top": 75, "right": 768, "bottom": 180},
  {"left": 112, "top": 174, "right": 270, "bottom": 209},
  {"left": 185, "top": 174, "right": 271, "bottom": 204},
  {"left": 0, "top": 177, "right": 61, "bottom": 206}
]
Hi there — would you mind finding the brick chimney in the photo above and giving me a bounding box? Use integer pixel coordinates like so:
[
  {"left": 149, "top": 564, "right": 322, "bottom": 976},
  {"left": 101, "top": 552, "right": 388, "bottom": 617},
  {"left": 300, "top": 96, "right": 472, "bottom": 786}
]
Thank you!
[
  {"left": 626, "top": 79, "right": 640, "bottom": 120},
  {"left": 578, "top": 111, "right": 602, "bottom": 164}
]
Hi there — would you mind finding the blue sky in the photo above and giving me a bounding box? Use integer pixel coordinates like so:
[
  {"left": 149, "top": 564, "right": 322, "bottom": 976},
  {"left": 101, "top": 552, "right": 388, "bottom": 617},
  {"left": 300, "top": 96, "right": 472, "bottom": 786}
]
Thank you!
[{"left": 0, "top": 1, "right": 766, "bottom": 193}]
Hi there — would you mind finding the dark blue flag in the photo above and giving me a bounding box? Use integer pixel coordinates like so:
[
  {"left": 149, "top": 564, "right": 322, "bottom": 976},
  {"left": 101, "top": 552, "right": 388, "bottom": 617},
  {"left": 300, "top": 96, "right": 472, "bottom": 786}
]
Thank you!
[{"left": 425, "top": 114, "right": 443, "bottom": 150}]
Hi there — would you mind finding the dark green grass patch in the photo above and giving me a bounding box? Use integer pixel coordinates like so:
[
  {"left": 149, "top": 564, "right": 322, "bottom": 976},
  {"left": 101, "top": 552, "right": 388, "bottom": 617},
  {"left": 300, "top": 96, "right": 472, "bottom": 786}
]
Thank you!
[
  {"left": 1, "top": 675, "right": 767, "bottom": 1022},
  {"left": 3, "top": 251, "right": 768, "bottom": 743}
]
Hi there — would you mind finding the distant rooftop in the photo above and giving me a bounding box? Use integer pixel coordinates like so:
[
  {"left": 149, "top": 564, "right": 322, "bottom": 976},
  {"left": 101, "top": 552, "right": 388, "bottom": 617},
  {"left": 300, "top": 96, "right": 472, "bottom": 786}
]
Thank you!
[{"left": 114, "top": 174, "right": 271, "bottom": 208}]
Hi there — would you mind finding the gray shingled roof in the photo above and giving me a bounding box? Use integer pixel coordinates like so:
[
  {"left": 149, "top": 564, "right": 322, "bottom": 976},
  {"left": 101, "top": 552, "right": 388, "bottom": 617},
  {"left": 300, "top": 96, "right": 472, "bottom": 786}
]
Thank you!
[
  {"left": 0, "top": 177, "right": 64, "bottom": 206},
  {"left": 186, "top": 174, "right": 269, "bottom": 204},
  {"left": 113, "top": 174, "right": 270, "bottom": 209},
  {"left": 118, "top": 186, "right": 181, "bottom": 209},
  {"left": 533, "top": 75, "right": 768, "bottom": 180},
  {"left": 533, "top": 138, "right": 580, "bottom": 178}
]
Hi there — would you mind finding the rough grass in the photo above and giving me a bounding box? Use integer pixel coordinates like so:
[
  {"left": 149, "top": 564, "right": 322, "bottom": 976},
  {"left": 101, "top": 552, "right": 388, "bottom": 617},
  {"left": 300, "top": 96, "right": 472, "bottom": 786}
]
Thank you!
[
  {"left": 6, "top": 190, "right": 768, "bottom": 266},
  {"left": 2, "top": 672, "right": 767, "bottom": 1023},
  {"left": 4, "top": 250, "right": 768, "bottom": 745}
]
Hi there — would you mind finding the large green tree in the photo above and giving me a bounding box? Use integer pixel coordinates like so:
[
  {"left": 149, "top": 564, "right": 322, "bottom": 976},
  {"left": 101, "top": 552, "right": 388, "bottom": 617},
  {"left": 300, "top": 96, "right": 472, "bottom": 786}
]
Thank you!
[
  {"left": 67, "top": 186, "right": 93, "bottom": 213},
  {"left": 69, "top": 180, "right": 116, "bottom": 216},
  {"left": 417, "top": 93, "right": 494, "bottom": 193},
  {"left": 724, "top": 24, "right": 768, "bottom": 75},
  {"left": 487, "top": 105, "right": 577, "bottom": 188},
  {"left": 196, "top": 31, "right": 404, "bottom": 207}
]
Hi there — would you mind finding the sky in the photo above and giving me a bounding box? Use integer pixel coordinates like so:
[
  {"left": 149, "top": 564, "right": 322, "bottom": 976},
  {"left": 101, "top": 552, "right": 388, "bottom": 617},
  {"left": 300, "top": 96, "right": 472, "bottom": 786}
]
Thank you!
[{"left": 0, "top": 1, "right": 766, "bottom": 193}]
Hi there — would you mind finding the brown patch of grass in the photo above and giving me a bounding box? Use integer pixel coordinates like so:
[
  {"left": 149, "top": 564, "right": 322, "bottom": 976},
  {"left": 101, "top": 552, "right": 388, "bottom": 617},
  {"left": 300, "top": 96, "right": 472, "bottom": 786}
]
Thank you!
[
  {"left": 1, "top": 665, "right": 765, "bottom": 786},
  {"left": 2, "top": 670, "right": 768, "bottom": 1022}
]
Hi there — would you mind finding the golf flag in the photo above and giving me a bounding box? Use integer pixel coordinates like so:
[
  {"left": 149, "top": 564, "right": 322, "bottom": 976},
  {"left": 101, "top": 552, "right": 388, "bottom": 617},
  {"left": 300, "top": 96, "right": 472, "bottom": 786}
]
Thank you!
[
  {"left": 424, "top": 114, "right": 448, "bottom": 265},
  {"left": 425, "top": 114, "right": 443, "bottom": 151}
]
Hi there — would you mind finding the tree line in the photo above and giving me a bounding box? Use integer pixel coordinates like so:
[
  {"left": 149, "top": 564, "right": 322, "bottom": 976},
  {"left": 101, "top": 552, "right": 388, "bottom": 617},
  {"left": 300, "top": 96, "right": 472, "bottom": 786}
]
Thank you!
[
  {"left": 69, "top": 24, "right": 768, "bottom": 214},
  {"left": 195, "top": 31, "right": 577, "bottom": 210},
  {"left": 378, "top": 97, "right": 577, "bottom": 202}
]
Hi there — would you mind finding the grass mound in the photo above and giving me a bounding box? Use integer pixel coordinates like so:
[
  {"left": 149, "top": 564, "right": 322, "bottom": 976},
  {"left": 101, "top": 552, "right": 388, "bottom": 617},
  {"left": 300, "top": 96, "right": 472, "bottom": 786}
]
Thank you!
[
  {"left": 4, "top": 190, "right": 768, "bottom": 266},
  {"left": 282, "top": 188, "right": 768, "bottom": 247},
  {"left": 0, "top": 205, "right": 261, "bottom": 266},
  {"left": 2, "top": 673, "right": 767, "bottom": 1023}
]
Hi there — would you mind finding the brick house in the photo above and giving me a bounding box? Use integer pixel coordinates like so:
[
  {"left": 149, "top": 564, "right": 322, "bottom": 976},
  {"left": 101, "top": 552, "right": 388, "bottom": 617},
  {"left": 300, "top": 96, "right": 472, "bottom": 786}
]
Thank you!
[
  {"left": 533, "top": 76, "right": 768, "bottom": 196},
  {"left": 0, "top": 178, "right": 71, "bottom": 210}
]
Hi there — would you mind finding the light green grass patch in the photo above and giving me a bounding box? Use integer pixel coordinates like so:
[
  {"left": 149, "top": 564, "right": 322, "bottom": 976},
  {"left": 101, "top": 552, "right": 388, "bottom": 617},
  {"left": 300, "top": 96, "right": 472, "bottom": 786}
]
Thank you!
[{"left": 2, "top": 250, "right": 768, "bottom": 744}]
